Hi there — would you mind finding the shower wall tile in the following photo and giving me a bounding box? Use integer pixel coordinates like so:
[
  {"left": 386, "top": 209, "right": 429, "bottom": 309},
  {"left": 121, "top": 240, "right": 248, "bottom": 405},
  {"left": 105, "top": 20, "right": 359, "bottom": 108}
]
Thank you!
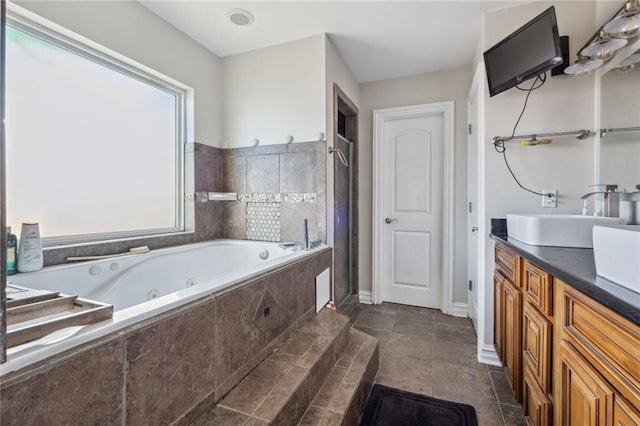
[
  {"left": 195, "top": 201, "right": 224, "bottom": 242},
  {"left": 247, "top": 155, "right": 280, "bottom": 193},
  {"left": 283, "top": 193, "right": 316, "bottom": 203},
  {"left": 255, "top": 144, "right": 288, "bottom": 155},
  {"left": 288, "top": 141, "right": 318, "bottom": 153},
  {"left": 125, "top": 299, "right": 217, "bottom": 425},
  {"left": 194, "top": 144, "right": 224, "bottom": 192},
  {"left": 223, "top": 155, "right": 247, "bottom": 194},
  {"left": 223, "top": 146, "right": 255, "bottom": 158},
  {"left": 239, "top": 193, "right": 282, "bottom": 203},
  {"left": 1, "top": 340, "right": 125, "bottom": 425},
  {"left": 280, "top": 151, "right": 316, "bottom": 194},
  {"left": 280, "top": 201, "right": 317, "bottom": 243},
  {"left": 223, "top": 201, "right": 247, "bottom": 239},
  {"left": 217, "top": 140, "right": 326, "bottom": 243}
]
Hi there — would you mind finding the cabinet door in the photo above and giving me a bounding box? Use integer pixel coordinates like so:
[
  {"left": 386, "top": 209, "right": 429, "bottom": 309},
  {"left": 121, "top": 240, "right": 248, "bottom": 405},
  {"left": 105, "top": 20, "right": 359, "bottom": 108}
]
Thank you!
[
  {"left": 613, "top": 395, "right": 640, "bottom": 426},
  {"left": 524, "top": 260, "right": 553, "bottom": 316},
  {"left": 494, "top": 272, "right": 505, "bottom": 361},
  {"left": 523, "top": 367, "right": 552, "bottom": 426},
  {"left": 504, "top": 277, "right": 523, "bottom": 401},
  {"left": 560, "top": 342, "right": 614, "bottom": 426},
  {"left": 523, "top": 302, "right": 552, "bottom": 393}
]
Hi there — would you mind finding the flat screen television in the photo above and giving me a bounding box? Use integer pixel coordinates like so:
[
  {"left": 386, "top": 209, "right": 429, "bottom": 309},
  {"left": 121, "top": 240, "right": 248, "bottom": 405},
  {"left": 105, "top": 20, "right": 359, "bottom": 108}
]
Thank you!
[{"left": 484, "top": 6, "right": 563, "bottom": 97}]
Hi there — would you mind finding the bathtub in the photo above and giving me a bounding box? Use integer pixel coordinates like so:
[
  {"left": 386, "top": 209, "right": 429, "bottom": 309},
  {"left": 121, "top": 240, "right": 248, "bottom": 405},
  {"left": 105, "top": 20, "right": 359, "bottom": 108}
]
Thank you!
[{"left": 2, "top": 239, "right": 321, "bottom": 374}]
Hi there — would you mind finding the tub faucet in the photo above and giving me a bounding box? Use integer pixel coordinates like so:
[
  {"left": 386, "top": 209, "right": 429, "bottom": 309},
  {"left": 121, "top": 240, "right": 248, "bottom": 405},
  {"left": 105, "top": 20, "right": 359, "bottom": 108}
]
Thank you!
[
  {"left": 303, "top": 219, "right": 309, "bottom": 250},
  {"left": 580, "top": 184, "right": 619, "bottom": 217}
]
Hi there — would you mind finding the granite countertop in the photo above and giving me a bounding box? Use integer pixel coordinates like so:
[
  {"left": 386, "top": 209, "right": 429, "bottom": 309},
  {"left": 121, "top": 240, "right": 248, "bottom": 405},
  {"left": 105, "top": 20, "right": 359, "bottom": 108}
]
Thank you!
[{"left": 490, "top": 219, "right": 640, "bottom": 327}]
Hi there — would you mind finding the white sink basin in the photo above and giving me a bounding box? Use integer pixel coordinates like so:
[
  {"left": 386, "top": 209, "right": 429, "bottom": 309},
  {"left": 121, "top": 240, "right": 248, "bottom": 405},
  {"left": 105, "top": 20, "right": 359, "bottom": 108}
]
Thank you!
[
  {"left": 507, "top": 214, "right": 625, "bottom": 248},
  {"left": 593, "top": 225, "right": 640, "bottom": 293}
]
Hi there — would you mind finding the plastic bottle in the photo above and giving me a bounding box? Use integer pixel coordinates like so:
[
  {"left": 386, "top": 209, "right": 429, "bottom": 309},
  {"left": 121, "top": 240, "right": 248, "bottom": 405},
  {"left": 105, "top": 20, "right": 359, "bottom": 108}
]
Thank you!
[
  {"left": 17, "top": 222, "right": 43, "bottom": 272},
  {"left": 6, "top": 226, "right": 17, "bottom": 275}
]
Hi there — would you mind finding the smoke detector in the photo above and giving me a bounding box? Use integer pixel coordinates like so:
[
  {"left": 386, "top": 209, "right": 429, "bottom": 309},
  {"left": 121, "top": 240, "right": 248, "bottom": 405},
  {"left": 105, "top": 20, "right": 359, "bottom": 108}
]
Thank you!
[{"left": 227, "top": 9, "right": 255, "bottom": 26}]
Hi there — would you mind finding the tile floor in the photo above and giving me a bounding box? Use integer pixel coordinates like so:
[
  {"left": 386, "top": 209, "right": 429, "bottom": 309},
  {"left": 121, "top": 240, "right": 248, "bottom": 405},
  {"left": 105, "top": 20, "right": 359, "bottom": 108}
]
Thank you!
[{"left": 352, "top": 303, "right": 525, "bottom": 426}]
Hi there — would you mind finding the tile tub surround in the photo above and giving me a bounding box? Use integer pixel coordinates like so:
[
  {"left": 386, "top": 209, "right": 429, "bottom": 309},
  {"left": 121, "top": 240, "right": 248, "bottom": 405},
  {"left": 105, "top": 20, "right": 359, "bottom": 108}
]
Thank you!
[
  {"left": 222, "top": 141, "right": 327, "bottom": 243},
  {"left": 0, "top": 248, "right": 332, "bottom": 425}
]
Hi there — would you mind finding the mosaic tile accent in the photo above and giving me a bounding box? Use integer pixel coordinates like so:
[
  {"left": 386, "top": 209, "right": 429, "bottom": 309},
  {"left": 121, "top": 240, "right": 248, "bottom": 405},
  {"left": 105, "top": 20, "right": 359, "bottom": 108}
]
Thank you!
[
  {"left": 239, "top": 193, "right": 316, "bottom": 203},
  {"left": 239, "top": 193, "right": 282, "bottom": 203},
  {"left": 246, "top": 202, "right": 281, "bottom": 242},
  {"left": 283, "top": 193, "right": 316, "bottom": 203}
]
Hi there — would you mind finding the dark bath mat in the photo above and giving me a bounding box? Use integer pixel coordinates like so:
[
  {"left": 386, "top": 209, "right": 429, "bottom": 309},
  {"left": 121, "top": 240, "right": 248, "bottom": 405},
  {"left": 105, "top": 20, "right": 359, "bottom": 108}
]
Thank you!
[{"left": 360, "top": 384, "right": 478, "bottom": 426}]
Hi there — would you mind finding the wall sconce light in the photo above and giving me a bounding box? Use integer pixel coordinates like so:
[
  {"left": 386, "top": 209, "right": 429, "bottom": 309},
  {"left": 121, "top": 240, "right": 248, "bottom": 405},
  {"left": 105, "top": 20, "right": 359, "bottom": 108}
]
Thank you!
[
  {"left": 564, "top": 57, "right": 604, "bottom": 78},
  {"left": 581, "top": 32, "right": 627, "bottom": 61},
  {"left": 614, "top": 50, "right": 640, "bottom": 72},
  {"left": 566, "top": 0, "right": 639, "bottom": 77},
  {"left": 604, "top": 0, "right": 640, "bottom": 39}
]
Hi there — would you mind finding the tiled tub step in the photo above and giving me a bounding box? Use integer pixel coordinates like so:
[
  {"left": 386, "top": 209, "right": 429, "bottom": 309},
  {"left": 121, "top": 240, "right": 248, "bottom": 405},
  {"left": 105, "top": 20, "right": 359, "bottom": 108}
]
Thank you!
[
  {"left": 298, "top": 329, "right": 379, "bottom": 426},
  {"left": 181, "top": 310, "right": 379, "bottom": 425}
]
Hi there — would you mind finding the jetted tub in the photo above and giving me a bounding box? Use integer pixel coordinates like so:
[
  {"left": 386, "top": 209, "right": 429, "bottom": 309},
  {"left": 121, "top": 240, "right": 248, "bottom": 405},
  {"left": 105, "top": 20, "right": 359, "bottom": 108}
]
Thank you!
[{"left": 3, "top": 239, "right": 319, "bottom": 374}]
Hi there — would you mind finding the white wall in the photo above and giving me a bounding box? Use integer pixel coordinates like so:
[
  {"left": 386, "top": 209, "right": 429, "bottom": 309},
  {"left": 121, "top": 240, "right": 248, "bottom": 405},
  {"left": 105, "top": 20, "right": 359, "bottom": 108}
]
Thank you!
[
  {"left": 359, "top": 66, "right": 473, "bottom": 305},
  {"left": 222, "top": 35, "right": 326, "bottom": 147},
  {"left": 15, "top": 1, "right": 223, "bottom": 148},
  {"left": 476, "top": 1, "right": 597, "bottom": 363}
]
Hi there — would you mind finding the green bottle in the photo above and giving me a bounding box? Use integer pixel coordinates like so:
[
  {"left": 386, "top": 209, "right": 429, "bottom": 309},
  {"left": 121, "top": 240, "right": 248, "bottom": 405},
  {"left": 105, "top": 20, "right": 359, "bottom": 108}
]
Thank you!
[{"left": 7, "top": 226, "right": 17, "bottom": 275}]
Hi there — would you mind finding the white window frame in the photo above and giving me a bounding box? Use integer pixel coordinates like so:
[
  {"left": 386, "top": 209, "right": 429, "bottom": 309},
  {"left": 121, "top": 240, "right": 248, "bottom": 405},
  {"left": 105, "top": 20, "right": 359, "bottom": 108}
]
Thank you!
[{"left": 6, "top": 5, "right": 195, "bottom": 248}]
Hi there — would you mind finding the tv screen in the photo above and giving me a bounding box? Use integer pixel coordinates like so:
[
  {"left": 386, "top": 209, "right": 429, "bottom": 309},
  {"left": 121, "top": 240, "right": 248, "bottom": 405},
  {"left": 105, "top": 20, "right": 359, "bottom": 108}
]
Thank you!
[{"left": 484, "top": 6, "right": 563, "bottom": 97}]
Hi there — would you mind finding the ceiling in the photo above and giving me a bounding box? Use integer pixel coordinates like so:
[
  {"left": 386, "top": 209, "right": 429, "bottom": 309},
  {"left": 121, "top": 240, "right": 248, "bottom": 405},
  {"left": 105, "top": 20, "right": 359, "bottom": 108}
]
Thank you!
[{"left": 139, "top": 1, "right": 523, "bottom": 83}]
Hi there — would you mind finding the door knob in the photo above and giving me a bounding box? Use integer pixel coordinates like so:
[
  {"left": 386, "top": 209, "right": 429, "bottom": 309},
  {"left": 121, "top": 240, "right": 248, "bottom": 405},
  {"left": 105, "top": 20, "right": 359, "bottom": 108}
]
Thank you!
[
  {"left": 385, "top": 218, "right": 398, "bottom": 224},
  {"left": 472, "top": 226, "right": 479, "bottom": 232}
]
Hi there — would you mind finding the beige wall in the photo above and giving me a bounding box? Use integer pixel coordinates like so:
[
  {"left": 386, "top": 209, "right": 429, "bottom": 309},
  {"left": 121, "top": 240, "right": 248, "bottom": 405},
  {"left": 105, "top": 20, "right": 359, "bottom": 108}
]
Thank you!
[
  {"left": 222, "top": 35, "right": 326, "bottom": 148},
  {"left": 14, "top": 0, "right": 223, "bottom": 148},
  {"left": 359, "top": 66, "right": 473, "bottom": 305},
  {"left": 477, "top": 1, "right": 598, "bottom": 359}
]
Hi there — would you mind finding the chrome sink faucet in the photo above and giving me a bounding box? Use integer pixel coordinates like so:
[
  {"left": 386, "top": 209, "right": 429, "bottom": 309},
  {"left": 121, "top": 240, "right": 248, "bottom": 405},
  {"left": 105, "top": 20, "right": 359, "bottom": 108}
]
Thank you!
[{"left": 580, "top": 184, "right": 620, "bottom": 217}]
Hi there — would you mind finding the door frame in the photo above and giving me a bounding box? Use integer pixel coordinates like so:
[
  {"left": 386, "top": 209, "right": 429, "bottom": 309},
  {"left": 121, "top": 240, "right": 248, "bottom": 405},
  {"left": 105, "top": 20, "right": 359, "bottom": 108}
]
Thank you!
[
  {"left": 467, "top": 64, "right": 483, "bottom": 331},
  {"left": 372, "top": 101, "right": 455, "bottom": 314}
]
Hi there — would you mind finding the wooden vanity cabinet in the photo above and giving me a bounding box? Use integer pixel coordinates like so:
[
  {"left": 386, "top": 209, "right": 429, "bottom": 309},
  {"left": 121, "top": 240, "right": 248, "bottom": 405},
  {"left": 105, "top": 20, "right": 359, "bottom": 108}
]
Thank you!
[
  {"left": 494, "top": 245, "right": 523, "bottom": 401},
  {"left": 557, "top": 279, "right": 640, "bottom": 425},
  {"left": 493, "top": 241, "right": 640, "bottom": 426}
]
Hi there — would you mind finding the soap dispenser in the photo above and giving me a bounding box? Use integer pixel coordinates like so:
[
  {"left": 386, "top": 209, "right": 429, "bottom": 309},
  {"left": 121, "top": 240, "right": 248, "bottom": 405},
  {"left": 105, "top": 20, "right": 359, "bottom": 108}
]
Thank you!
[{"left": 6, "top": 226, "right": 17, "bottom": 275}]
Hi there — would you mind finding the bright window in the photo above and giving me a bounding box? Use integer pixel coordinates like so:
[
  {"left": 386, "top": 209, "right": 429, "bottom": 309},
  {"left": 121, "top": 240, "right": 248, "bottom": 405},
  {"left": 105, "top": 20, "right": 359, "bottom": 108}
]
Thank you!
[{"left": 5, "top": 12, "right": 192, "bottom": 246}]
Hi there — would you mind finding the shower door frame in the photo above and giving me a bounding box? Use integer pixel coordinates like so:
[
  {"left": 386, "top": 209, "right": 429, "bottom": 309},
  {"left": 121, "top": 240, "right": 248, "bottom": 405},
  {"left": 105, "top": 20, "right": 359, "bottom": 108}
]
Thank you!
[{"left": 332, "top": 84, "right": 359, "bottom": 310}]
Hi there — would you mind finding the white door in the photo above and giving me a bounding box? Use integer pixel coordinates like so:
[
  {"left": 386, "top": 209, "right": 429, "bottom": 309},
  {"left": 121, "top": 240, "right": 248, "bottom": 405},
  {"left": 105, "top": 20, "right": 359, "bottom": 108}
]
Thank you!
[{"left": 380, "top": 113, "right": 444, "bottom": 308}]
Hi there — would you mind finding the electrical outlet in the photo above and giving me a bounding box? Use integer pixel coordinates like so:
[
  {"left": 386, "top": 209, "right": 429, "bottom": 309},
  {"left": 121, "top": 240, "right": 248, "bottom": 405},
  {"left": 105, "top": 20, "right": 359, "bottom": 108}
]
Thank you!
[{"left": 542, "top": 189, "right": 557, "bottom": 208}]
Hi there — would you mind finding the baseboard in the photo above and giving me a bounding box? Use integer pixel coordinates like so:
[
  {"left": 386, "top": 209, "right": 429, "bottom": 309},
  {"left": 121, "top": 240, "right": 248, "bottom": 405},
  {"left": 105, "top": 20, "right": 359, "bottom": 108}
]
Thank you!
[
  {"left": 478, "top": 343, "right": 502, "bottom": 366},
  {"left": 452, "top": 302, "right": 468, "bottom": 318},
  {"left": 359, "top": 291, "right": 372, "bottom": 304}
]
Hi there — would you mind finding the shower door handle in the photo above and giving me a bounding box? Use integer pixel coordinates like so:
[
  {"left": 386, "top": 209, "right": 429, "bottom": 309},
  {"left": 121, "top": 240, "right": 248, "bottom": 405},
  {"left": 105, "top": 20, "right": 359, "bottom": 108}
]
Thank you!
[{"left": 384, "top": 218, "right": 398, "bottom": 224}]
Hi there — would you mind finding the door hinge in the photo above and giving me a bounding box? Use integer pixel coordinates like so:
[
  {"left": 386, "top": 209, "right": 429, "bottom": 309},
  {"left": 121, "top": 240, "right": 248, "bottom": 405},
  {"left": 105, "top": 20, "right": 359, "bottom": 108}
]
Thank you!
[
  {"left": 468, "top": 280, "right": 473, "bottom": 291},
  {"left": 468, "top": 202, "right": 473, "bottom": 213},
  {"left": 468, "top": 124, "right": 472, "bottom": 135}
]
